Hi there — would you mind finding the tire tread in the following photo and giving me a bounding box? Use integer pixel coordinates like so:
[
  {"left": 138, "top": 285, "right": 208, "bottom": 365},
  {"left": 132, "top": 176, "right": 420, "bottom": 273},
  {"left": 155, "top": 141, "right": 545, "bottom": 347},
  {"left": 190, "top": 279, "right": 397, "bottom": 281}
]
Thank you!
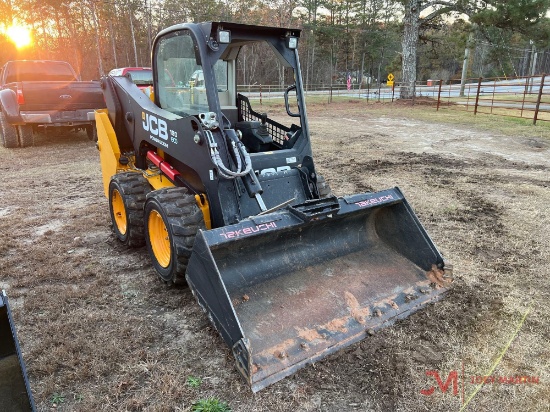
[
  {"left": 0, "top": 112, "right": 19, "bottom": 148},
  {"left": 145, "top": 187, "right": 204, "bottom": 285},
  {"left": 110, "top": 172, "right": 151, "bottom": 247}
]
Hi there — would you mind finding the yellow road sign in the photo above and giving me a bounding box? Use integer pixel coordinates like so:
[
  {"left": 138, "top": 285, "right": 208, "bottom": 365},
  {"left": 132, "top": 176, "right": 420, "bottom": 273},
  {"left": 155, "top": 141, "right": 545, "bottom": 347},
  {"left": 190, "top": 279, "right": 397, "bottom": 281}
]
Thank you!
[{"left": 387, "top": 73, "right": 394, "bottom": 81}]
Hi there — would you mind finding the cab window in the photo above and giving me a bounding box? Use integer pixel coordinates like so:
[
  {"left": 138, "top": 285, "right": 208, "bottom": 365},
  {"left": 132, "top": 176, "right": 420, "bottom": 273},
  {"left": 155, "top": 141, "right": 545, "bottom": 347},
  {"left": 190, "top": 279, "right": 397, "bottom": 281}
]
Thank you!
[
  {"left": 155, "top": 31, "right": 228, "bottom": 115},
  {"left": 155, "top": 31, "right": 207, "bottom": 114}
]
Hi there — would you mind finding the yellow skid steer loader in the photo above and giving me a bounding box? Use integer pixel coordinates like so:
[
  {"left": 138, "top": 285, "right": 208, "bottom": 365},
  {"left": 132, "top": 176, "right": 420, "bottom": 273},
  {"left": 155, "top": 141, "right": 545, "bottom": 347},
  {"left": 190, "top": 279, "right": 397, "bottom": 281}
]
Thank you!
[{"left": 95, "top": 21, "right": 452, "bottom": 391}]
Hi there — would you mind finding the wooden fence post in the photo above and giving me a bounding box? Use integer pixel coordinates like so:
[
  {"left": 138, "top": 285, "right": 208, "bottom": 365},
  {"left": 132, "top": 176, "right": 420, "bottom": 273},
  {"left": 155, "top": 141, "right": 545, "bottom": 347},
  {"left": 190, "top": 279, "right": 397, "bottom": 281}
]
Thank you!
[
  {"left": 437, "top": 79, "right": 443, "bottom": 111},
  {"left": 533, "top": 74, "right": 546, "bottom": 125},
  {"left": 367, "top": 82, "right": 370, "bottom": 102},
  {"left": 521, "top": 77, "right": 528, "bottom": 118},
  {"left": 474, "top": 77, "right": 482, "bottom": 115}
]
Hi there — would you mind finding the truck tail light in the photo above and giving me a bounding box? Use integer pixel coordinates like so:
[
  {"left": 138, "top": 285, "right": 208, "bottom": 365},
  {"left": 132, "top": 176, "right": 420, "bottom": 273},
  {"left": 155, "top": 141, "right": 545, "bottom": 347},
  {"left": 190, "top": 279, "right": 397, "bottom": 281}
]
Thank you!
[{"left": 16, "top": 89, "right": 25, "bottom": 105}]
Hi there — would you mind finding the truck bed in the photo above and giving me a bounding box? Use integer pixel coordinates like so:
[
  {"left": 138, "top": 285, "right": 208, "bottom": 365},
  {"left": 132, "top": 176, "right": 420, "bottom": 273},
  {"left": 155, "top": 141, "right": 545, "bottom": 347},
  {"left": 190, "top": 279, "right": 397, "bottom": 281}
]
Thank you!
[{"left": 15, "top": 80, "right": 104, "bottom": 112}]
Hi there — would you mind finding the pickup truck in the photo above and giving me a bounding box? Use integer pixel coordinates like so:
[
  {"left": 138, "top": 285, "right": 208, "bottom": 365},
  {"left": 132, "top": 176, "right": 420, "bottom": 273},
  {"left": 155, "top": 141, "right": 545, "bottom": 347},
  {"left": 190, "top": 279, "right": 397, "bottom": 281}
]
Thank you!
[{"left": 0, "top": 60, "right": 105, "bottom": 147}]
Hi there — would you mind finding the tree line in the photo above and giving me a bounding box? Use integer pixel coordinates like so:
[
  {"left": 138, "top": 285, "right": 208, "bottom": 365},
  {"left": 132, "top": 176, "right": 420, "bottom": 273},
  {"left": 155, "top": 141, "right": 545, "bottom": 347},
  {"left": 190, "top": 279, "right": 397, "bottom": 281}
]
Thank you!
[{"left": 1, "top": 0, "right": 550, "bottom": 98}]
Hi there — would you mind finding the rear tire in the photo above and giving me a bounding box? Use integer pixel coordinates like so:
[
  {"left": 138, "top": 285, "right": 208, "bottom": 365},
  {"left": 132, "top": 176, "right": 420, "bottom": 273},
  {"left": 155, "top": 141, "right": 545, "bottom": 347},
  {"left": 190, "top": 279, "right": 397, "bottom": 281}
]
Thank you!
[
  {"left": 17, "top": 125, "right": 34, "bottom": 147},
  {"left": 144, "top": 187, "right": 205, "bottom": 286},
  {"left": 109, "top": 172, "right": 151, "bottom": 247},
  {"left": 0, "top": 112, "right": 19, "bottom": 148},
  {"left": 86, "top": 123, "right": 97, "bottom": 142},
  {"left": 317, "top": 174, "right": 333, "bottom": 198}
]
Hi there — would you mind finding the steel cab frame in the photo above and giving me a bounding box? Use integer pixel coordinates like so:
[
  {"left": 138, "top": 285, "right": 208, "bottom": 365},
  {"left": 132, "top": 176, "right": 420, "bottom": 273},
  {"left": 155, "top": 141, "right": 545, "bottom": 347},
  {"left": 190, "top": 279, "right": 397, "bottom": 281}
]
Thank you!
[{"left": 144, "top": 22, "right": 318, "bottom": 227}]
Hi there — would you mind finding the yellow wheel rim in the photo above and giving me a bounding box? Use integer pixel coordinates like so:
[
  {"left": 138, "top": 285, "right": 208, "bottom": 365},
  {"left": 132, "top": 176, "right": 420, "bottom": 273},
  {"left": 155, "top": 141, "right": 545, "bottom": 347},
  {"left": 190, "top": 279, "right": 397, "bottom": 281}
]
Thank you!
[
  {"left": 148, "top": 210, "right": 171, "bottom": 268},
  {"left": 112, "top": 189, "right": 127, "bottom": 235}
]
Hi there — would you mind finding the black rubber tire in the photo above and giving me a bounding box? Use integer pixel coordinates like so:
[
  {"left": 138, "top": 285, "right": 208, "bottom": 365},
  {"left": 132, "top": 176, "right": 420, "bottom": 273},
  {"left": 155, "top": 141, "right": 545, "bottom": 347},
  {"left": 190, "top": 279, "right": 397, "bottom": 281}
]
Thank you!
[
  {"left": 144, "top": 187, "right": 205, "bottom": 286},
  {"left": 317, "top": 174, "right": 333, "bottom": 198},
  {"left": 17, "top": 125, "right": 34, "bottom": 147},
  {"left": 0, "top": 112, "right": 19, "bottom": 148},
  {"left": 109, "top": 172, "right": 151, "bottom": 247},
  {"left": 86, "top": 123, "right": 97, "bottom": 142}
]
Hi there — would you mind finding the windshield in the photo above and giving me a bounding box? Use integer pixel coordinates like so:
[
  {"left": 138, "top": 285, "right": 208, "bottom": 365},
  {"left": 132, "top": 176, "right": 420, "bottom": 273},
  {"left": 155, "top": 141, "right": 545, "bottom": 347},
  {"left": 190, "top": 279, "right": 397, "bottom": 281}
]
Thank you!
[{"left": 155, "top": 31, "right": 227, "bottom": 115}]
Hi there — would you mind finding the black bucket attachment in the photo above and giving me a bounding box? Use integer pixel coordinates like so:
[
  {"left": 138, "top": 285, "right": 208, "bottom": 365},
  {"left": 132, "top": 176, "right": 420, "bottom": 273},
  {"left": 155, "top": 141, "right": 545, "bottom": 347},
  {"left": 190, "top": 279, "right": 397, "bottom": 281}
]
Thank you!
[
  {"left": 187, "top": 187, "right": 452, "bottom": 392},
  {"left": 0, "top": 291, "right": 36, "bottom": 412}
]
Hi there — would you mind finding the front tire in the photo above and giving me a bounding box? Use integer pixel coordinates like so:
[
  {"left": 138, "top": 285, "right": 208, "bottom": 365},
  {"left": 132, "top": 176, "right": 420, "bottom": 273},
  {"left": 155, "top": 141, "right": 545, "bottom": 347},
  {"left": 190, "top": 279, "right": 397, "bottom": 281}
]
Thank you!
[
  {"left": 0, "top": 112, "right": 19, "bottom": 148},
  {"left": 109, "top": 172, "right": 151, "bottom": 247},
  {"left": 144, "top": 187, "right": 204, "bottom": 285}
]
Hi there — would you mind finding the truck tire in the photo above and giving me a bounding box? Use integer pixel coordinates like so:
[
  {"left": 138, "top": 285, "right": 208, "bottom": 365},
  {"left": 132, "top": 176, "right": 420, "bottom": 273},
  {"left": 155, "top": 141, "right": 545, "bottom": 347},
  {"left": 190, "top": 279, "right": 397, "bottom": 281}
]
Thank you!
[
  {"left": 144, "top": 187, "right": 205, "bottom": 286},
  {"left": 109, "top": 172, "right": 151, "bottom": 247},
  {"left": 17, "top": 125, "right": 34, "bottom": 147},
  {"left": 0, "top": 112, "right": 19, "bottom": 148},
  {"left": 317, "top": 174, "right": 333, "bottom": 198},
  {"left": 86, "top": 123, "right": 97, "bottom": 142}
]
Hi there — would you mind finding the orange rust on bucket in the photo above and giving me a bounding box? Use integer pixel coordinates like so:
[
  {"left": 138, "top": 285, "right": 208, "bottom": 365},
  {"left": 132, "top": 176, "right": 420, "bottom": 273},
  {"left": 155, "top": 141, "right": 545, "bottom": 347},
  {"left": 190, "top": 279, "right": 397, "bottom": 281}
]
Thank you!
[
  {"left": 426, "top": 264, "right": 453, "bottom": 287},
  {"left": 296, "top": 327, "right": 324, "bottom": 342},
  {"left": 345, "top": 291, "right": 371, "bottom": 324}
]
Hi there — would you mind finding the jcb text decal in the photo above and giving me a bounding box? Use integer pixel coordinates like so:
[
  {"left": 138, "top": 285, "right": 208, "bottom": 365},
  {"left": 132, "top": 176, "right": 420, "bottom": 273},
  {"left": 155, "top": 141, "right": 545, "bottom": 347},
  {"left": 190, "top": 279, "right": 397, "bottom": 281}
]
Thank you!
[{"left": 142, "top": 112, "right": 168, "bottom": 147}]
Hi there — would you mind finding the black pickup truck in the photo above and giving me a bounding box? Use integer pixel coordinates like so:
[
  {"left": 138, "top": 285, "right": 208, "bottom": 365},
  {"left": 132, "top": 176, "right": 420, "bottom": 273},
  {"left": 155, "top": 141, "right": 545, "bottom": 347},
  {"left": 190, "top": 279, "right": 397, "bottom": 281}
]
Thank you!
[{"left": 0, "top": 60, "right": 105, "bottom": 147}]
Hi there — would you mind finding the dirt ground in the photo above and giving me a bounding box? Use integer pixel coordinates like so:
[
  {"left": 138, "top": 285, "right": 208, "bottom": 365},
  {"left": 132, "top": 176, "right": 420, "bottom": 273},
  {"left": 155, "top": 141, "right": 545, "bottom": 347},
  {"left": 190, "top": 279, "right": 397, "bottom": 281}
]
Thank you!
[{"left": 1, "top": 102, "right": 548, "bottom": 411}]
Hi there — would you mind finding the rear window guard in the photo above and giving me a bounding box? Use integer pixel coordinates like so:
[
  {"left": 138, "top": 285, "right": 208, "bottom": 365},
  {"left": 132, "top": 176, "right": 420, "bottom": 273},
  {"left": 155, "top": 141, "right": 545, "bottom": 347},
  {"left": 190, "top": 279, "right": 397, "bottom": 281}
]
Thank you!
[{"left": 237, "top": 94, "right": 300, "bottom": 148}]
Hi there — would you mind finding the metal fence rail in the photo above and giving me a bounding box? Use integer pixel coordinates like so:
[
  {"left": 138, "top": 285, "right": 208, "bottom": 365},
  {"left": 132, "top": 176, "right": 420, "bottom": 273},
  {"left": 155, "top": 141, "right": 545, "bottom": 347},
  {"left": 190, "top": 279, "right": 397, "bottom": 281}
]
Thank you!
[
  {"left": 237, "top": 83, "right": 398, "bottom": 103},
  {"left": 239, "top": 75, "right": 550, "bottom": 125},
  {"left": 434, "top": 75, "right": 550, "bottom": 124}
]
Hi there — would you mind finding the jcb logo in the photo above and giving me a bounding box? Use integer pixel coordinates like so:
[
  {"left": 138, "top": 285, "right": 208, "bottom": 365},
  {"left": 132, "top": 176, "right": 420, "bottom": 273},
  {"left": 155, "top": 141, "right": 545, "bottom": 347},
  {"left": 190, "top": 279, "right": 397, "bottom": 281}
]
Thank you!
[{"left": 142, "top": 112, "right": 168, "bottom": 140}]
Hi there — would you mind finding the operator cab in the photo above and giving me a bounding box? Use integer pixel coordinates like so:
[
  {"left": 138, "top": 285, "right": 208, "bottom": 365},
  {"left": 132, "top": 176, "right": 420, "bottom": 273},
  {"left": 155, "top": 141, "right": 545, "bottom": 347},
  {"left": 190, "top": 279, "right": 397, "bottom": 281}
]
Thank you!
[{"left": 154, "top": 22, "right": 305, "bottom": 154}]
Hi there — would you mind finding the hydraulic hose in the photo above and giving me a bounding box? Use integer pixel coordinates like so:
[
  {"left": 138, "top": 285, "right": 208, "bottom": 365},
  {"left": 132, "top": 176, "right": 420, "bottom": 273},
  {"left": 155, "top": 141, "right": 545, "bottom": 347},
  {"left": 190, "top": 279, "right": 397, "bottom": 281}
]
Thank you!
[{"left": 204, "top": 129, "right": 252, "bottom": 179}]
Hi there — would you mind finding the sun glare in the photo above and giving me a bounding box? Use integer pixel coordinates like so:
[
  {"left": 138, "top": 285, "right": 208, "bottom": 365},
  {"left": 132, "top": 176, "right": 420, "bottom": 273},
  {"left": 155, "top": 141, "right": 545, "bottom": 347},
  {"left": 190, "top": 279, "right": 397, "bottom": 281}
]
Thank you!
[{"left": 5, "top": 25, "right": 32, "bottom": 49}]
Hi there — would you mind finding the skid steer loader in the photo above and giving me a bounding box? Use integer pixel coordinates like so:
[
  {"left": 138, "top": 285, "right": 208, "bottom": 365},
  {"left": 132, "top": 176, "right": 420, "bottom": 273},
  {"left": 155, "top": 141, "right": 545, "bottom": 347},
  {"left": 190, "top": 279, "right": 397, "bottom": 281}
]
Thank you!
[
  {"left": 95, "top": 21, "right": 452, "bottom": 392},
  {"left": 0, "top": 291, "right": 36, "bottom": 411}
]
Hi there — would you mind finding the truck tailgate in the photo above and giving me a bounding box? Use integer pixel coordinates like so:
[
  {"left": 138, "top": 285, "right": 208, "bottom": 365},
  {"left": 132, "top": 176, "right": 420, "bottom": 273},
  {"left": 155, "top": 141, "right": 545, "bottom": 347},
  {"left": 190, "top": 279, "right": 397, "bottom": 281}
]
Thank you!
[{"left": 18, "top": 81, "right": 104, "bottom": 112}]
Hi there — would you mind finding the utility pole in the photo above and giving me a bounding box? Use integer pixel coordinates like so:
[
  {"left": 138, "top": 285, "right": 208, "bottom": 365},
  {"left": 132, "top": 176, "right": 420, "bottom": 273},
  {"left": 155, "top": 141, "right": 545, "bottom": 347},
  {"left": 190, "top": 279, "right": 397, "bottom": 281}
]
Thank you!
[
  {"left": 459, "top": 30, "right": 474, "bottom": 97},
  {"left": 110, "top": 20, "right": 118, "bottom": 68},
  {"left": 90, "top": 0, "right": 104, "bottom": 76},
  {"left": 146, "top": 0, "right": 152, "bottom": 58},
  {"left": 128, "top": 2, "right": 139, "bottom": 67},
  {"left": 529, "top": 40, "right": 537, "bottom": 93}
]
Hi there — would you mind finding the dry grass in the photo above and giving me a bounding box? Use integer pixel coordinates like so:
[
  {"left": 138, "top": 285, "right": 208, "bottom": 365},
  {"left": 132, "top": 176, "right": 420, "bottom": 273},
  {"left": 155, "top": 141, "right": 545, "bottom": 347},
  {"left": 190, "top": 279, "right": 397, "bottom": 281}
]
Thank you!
[{"left": 0, "top": 103, "right": 548, "bottom": 411}]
